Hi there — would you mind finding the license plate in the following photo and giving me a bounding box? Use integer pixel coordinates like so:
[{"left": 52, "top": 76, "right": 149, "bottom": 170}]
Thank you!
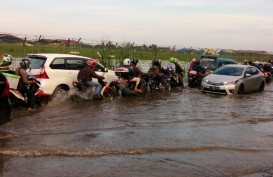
[{"left": 209, "top": 86, "right": 219, "bottom": 90}]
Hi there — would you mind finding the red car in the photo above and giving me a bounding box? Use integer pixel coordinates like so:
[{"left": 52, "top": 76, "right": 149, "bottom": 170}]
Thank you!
[{"left": 0, "top": 70, "right": 11, "bottom": 124}]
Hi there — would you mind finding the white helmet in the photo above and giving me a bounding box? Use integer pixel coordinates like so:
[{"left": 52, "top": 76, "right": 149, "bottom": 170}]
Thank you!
[{"left": 123, "top": 58, "right": 131, "bottom": 66}]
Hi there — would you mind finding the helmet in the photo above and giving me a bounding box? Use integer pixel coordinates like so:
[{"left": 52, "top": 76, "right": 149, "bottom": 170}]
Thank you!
[
  {"left": 7, "top": 55, "right": 12, "bottom": 61},
  {"left": 152, "top": 59, "right": 161, "bottom": 66},
  {"left": 131, "top": 58, "right": 139, "bottom": 66},
  {"left": 123, "top": 58, "right": 131, "bottom": 66},
  {"left": 2, "top": 56, "right": 8, "bottom": 62},
  {"left": 87, "top": 60, "right": 97, "bottom": 68},
  {"left": 169, "top": 57, "right": 177, "bottom": 63},
  {"left": 20, "top": 59, "right": 31, "bottom": 69}
]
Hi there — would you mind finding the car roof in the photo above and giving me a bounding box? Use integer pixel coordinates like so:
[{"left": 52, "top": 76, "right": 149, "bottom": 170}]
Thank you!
[
  {"left": 222, "top": 64, "right": 252, "bottom": 68},
  {"left": 27, "top": 53, "right": 91, "bottom": 59},
  {"left": 200, "top": 56, "right": 236, "bottom": 62},
  {"left": 254, "top": 61, "right": 269, "bottom": 65}
]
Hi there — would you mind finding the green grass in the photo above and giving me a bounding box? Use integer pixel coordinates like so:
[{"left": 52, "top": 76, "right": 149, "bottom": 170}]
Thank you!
[{"left": 1, "top": 43, "right": 272, "bottom": 68}]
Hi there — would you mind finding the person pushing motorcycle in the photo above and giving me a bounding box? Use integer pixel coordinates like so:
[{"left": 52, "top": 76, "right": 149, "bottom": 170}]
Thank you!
[
  {"left": 15, "top": 59, "right": 36, "bottom": 110},
  {"left": 77, "top": 60, "right": 105, "bottom": 99}
]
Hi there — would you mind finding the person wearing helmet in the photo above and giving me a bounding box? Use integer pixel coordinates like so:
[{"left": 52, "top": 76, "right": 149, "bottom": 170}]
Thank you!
[
  {"left": 168, "top": 57, "right": 184, "bottom": 87},
  {"left": 15, "top": 59, "right": 37, "bottom": 110},
  {"left": 188, "top": 58, "right": 197, "bottom": 71},
  {"left": 122, "top": 58, "right": 142, "bottom": 92},
  {"left": 131, "top": 58, "right": 147, "bottom": 92},
  {"left": 0, "top": 54, "right": 13, "bottom": 73},
  {"left": 77, "top": 60, "right": 105, "bottom": 99}
]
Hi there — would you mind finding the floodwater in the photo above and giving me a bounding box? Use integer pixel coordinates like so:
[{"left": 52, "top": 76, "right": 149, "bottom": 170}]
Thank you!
[{"left": 1, "top": 83, "right": 273, "bottom": 177}]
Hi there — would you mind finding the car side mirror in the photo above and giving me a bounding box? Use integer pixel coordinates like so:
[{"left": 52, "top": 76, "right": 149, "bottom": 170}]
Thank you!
[{"left": 245, "top": 73, "right": 251, "bottom": 77}]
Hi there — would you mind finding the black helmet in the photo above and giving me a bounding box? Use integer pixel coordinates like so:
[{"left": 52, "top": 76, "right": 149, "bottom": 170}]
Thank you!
[
  {"left": 20, "top": 58, "right": 31, "bottom": 69},
  {"left": 152, "top": 59, "right": 161, "bottom": 66},
  {"left": 131, "top": 58, "right": 139, "bottom": 66}
]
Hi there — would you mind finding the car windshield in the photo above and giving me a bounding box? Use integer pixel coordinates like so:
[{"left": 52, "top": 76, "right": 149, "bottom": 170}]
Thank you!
[
  {"left": 28, "top": 56, "right": 46, "bottom": 69},
  {"left": 213, "top": 66, "right": 244, "bottom": 76},
  {"left": 200, "top": 58, "right": 216, "bottom": 71}
]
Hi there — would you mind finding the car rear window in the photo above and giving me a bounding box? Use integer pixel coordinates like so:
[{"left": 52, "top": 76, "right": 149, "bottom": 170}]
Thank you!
[
  {"left": 28, "top": 56, "right": 46, "bottom": 69},
  {"left": 214, "top": 67, "right": 244, "bottom": 76},
  {"left": 200, "top": 58, "right": 216, "bottom": 71}
]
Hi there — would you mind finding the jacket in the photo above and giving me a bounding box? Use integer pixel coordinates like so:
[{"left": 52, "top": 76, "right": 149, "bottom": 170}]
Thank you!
[{"left": 77, "top": 66, "right": 104, "bottom": 82}]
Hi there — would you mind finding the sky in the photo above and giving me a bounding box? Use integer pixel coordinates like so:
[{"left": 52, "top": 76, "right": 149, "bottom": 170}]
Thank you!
[{"left": 1, "top": 0, "right": 273, "bottom": 52}]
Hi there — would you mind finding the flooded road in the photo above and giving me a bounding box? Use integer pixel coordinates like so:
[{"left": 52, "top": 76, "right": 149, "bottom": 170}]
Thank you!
[{"left": 1, "top": 82, "right": 273, "bottom": 177}]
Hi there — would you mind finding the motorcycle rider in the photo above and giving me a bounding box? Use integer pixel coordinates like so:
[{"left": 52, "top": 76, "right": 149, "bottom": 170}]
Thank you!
[
  {"left": 189, "top": 59, "right": 206, "bottom": 86},
  {"left": 15, "top": 59, "right": 36, "bottom": 110},
  {"left": 122, "top": 58, "right": 141, "bottom": 92},
  {"left": 0, "top": 54, "right": 13, "bottom": 73},
  {"left": 131, "top": 58, "right": 147, "bottom": 92},
  {"left": 77, "top": 60, "right": 105, "bottom": 99},
  {"left": 147, "top": 59, "right": 170, "bottom": 90},
  {"left": 168, "top": 57, "right": 184, "bottom": 87},
  {"left": 188, "top": 58, "right": 196, "bottom": 71}
]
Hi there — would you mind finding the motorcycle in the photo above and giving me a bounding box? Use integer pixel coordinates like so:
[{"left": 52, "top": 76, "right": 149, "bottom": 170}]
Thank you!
[
  {"left": 187, "top": 70, "right": 205, "bottom": 88},
  {"left": 164, "top": 70, "right": 183, "bottom": 88},
  {"left": 71, "top": 79, "right": 114, "bottom": 101},
  {"left": 9, "top": 77, "right": 48, "bottom": 108},
  {"left": 113, "top": 67, "right": 153, "bottom": 97}
]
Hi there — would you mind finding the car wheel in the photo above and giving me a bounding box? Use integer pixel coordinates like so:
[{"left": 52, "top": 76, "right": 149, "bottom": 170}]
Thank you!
[
  {"left": 51, "top": 86, "right": 69, "bottom": 101},
  {"left": 259, "top": 82, "right": 265, "bottom": 91},
  {"left": 237, "top": 84, "right": 244, "bottom": 94}
]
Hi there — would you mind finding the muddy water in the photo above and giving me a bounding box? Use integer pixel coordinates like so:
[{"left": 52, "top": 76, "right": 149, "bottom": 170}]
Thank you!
[{"left": 0, "top": 83, "right": 273, "bottom": 177}]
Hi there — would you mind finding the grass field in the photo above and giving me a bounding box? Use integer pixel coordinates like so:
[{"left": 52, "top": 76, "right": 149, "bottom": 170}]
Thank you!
[{"left": 1, "top": 43, "right": 272, "bottom": 68}]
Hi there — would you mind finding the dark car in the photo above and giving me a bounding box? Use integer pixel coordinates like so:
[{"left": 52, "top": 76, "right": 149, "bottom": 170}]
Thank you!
[
  {"left": 199, "top": 56, "right": 237, "bottom": 74},
  {"left": 254, "top": 62, "right": 272, "bottom": 82},
  {"left": 0, "top": 70, "right": 11, "bottom": 124}
]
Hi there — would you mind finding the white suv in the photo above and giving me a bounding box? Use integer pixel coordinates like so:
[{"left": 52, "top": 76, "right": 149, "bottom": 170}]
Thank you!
[{"left": 27, "top": 53, "right": 118, "bottom": 98}]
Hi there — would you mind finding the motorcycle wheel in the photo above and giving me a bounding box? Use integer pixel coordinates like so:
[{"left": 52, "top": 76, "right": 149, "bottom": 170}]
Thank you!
[
  {"left": 9, "top": 93, "right": 26, "bottom": 108},
  {"left": 103, "top": 89, "right": 114, "bottom": 101}
]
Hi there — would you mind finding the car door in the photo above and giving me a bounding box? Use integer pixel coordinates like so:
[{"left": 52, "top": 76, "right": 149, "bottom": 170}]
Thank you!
[
  {"left": 47, "top": 57, "right": 67, "bottom": 94},
  {"left": 65, "top": 58, "right": 86, "bottom": 88},
  {"left": 250, "top": 67, "right": 263, "bottom": 91},
  {"left": 243, "top": 67, "right": 255, "bottom": 92}
]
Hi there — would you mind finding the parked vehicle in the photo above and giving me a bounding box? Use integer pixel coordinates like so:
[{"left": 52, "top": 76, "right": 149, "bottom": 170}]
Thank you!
[
  {"left": 71, "top": 79, "right": 114, "bottom": 101},
  {"left": 26, "top": 54, "right": 118, "bottom": 100},
  {"left": 199, "top": 56, "right": 237, "bottom": 74},
  {"left": 0, "top": 71, "right": 11, "bottom": 124},
  {"left": 202, "top": 64, "right": 265, "bottom": 95}
]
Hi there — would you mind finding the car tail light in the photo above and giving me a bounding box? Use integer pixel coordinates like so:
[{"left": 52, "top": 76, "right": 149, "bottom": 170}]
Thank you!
[
  {"left": 1, "top": 77, "right": 10, "bottom": 97},
  {"left": 35, "top": 66, "right": 49, "bottom": 79}
]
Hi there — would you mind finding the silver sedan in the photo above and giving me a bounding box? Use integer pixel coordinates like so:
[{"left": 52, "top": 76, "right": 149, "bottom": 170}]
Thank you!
[{"left": 201, "top": 64, "right": 265, "bottom": 95}]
